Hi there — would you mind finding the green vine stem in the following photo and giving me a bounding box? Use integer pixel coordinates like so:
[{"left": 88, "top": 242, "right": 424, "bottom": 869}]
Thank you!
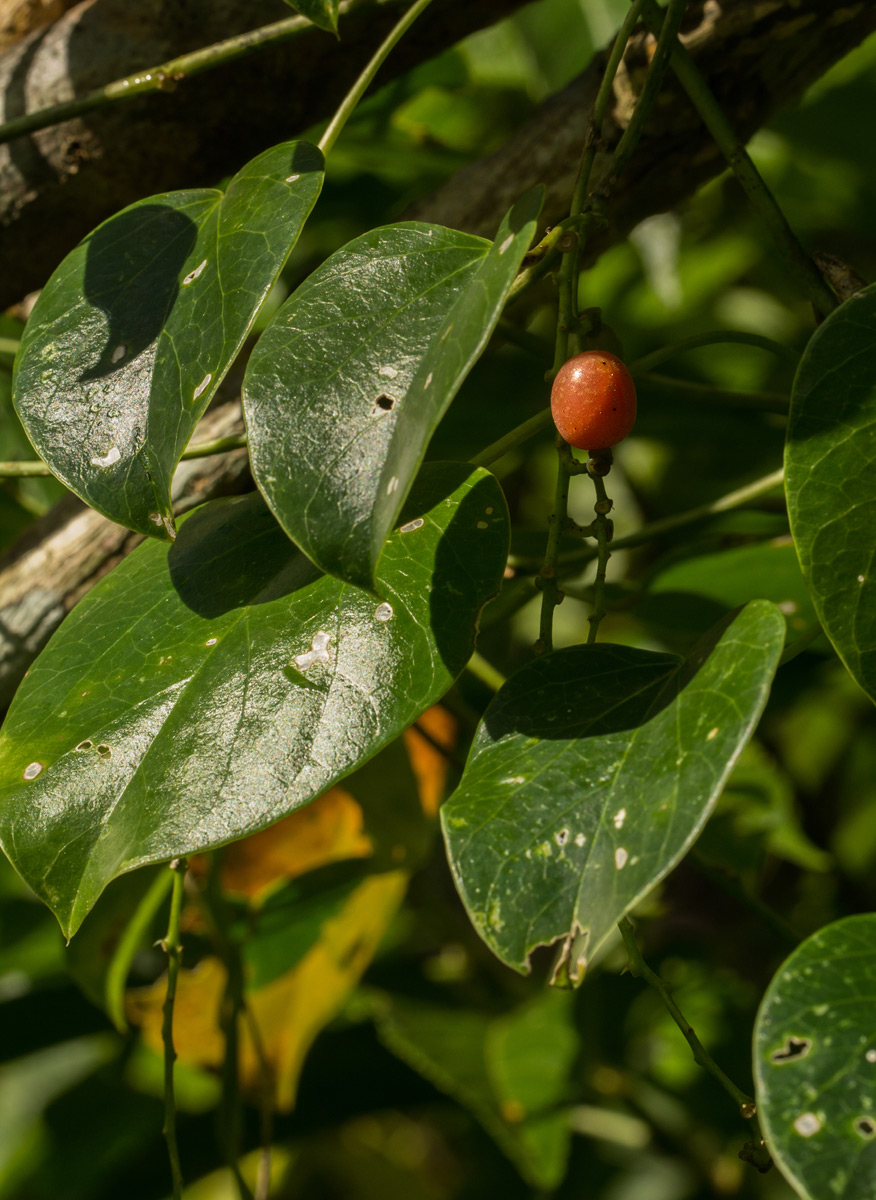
[
  {"left": 0, "top": 9, "right": 321, "bottom": 147},
  {"left": 318, "top": 0, "right": 433, "bottom": 157},
  {"left": 630, "top": 330, "right": 799, "bottom": 373},
  {"left": 465, "top": 649, "right": 507, "bottom": 693},
  {"left": 638, "top": 373, "right": 789, "bottom": 415},
  {"left": 618, "top": 916, "right": 773, "bottom": 1173},
  {"left": 0, "top": 432, "right": 249, "bottom": 479},
  {"left": 105, "top": 868, "right": 174, "bottom": 1032},
  {"left": 595, "top": 0, "right": 689, "bottom": 208},
  {"left": 161, "top": 857, "right": 188, "bottom": 1200},
  {"left": 608, "top": 467, "right": 784, "bottom": 552},
  {"left": 586, "top": 453, "right": 614, "bottom": 643},
  {"left": 469, "top": 409, "right": 555, "bottom": 469},
  {"left": 199, "top": 855, "right": 258, "bottom": 1200},
  {"left": 537, "top": 444, "right": 574, "bottom": 654},
  {"left": 525, "top": 465, "right": 785, "bottom": 574},
  {"left": 640, "top": 0, "right": 837, "bottom": 317}
]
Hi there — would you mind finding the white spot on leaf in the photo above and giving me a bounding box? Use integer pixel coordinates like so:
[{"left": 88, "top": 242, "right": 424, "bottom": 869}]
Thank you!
[
  {"left": 22, "top": 762, "right": 44, "bottom": 780},
  {"left": 424, "top": 373, "right": 433, "bottom": 389},
  {"left": 613, "top": 808, "right": 626, "bottom": 829},
  {"left": 866, "top": 1049, "right": 876, "bottom": 1064},
  {"left": 285, "top": 173, "right": 300, "bottom": 183},
  {"left": 499, "top": 235, "right": 514, "bottom": 255},
  {"left": 111, "top": 344, "right": 127, "bottom": 364},
  {"left": 294, "top": 630, "right": 331, "bottom": 671},
  {"left": 205, "top": 637, "right": 218, "bottom": 646},
  {"left": 182, "top": 259, "right": 207, "bottom": 285},
  {"left": 90, "top": 446, "right": 121, "bottom": 468},
  {"left": 793, "top": 1113, "right": 822, "bottom": 1138},
  {"left": 614, "top": 847, "right": 628, "bottom": 870},
  {"left": 193, "top": 373, "right": 212, "bottom": 401},
  {"left": 400, "top": 518, "right": 424, "bottom": 534},
  {"left": 386, "top": 476, "right": 399, "bottom": 496},
  {"left": 374, "top": 602, "right": 393, "bottom": 622},
  {"left": 575, "top": 833, "right": 586, "bottom": 847},
  {"left": 378, "top": 365, "right": 398, "bottom": 379},
  {"left": 706, "top": 727, "right": 719, "bottom": 741}
]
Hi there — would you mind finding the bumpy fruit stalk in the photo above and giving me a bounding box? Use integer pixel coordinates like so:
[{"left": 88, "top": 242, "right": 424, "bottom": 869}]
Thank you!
[{"left": 550, "top": 350, "right": 637, "bottom": 451}]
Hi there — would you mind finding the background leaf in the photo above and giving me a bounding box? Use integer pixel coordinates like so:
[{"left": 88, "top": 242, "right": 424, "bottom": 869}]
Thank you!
[
  {"left": 245, "top": 187, "right": 542, "bottom": 588},
  {"left": 282, "top": 0, "right": 340, "bottom": 35},
  {"left": 442, "top": 602, "right": 785, "bottom": 980},
  {"left": 373, "top": 989, "right": 577, "bottom": 1188},
  {"left": 13, "top": 142, "right": 324, "bottom": 539},
  {"left": 0, "top": 463, "right": 507, "bottom": 935},
  {"left": 786, "top": 283, "right": 876, "bottom": 702},
  {"left": 754, "top": 913, "right": 876, "bottom": 1199}
]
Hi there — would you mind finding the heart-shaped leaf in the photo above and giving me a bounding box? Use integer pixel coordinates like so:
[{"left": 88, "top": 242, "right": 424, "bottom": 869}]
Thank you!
[
  {"left": 244, "top": 186, "right": 543, "bottom": 588},
  {"left": 0, "top": 462, "right": 508, "bottom": 936},
  {"left": 786, "top": 283, "right": 876, "bottom": 702},
  {"left": 13, "top": 141, "right": 324, "bottom": 540},
  {"left": 441, "top": 601, "right": 785, "bottom": 981},
  {"left": 283, "top": 0, "right": 339, "bottom": 34},
  {"left": 754, "top": 913, "right": 876, "bottom": 1200}
]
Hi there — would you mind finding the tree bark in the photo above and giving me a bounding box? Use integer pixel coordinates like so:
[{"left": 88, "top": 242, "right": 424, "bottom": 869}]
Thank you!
[
  {"left": 0, "top": 0, "right": 530, "bottom": 309},
  {"left": 405, "top": 0, "right": 876, "bottom": 252},
  {"left": 0, "top": 0, "right": 873, "bottom": 707}
]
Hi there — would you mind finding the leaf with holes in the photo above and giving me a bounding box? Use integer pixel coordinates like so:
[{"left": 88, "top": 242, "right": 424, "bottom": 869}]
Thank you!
[
  {"left": 786, "top": 283, "right": 876, "bottom": 702},
  {"left": 244, "top": 186, "right": 542, "bottom": 589},
  {"left": 754, "top": 913, "right": 876, "bottom": 1199},
  {"left": 0, "top": 462, "right": 507, "bottom": 937},
  {"left": 441, "top": 601, "right": 785, "bottom": 981},
  {"left": 282, "top": 0, "right": 339, "bottom": 33},
  {"left": 13, "top": 141, "right": 324, "bottom": 540}
]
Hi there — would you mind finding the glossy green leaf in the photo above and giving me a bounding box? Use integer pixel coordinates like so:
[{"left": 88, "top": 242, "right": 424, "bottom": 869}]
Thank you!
[
  {"left": 754, "top": 914, "right": 876, "bottom": 1199},
  {"left": 786, "top": 284, "right": 876, "bottom": 702},
  {"left": 0, "top": 463, "right": 508, "bottom": 936},
  {"left": 13, "top": 141, "right": 324, "bottom": 540},
  {"left": 373, "top": 989, "right": 576, "bottom": 1188},
  {"left": 244, "top": 186, "right": 542, "bottom": 588},
  {"left": 283, "top": 0, "right": 339, "bottom": 34},
  {"left": 442, "top": 601, "right": 785, "bottom": 981}
]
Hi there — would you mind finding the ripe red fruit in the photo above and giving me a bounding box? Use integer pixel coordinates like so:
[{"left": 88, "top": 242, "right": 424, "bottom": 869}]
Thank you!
[{"left": 550, "top": 350, "right": 637, "bottom": 451}]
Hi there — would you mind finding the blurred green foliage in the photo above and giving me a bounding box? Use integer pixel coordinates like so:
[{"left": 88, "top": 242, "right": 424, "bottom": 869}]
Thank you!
[{"left": 1, "top": 1, "right": 875, "bottom": 1198}]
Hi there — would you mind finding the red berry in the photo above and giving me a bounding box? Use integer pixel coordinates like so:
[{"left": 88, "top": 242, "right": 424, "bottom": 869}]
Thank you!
[{"left": 550, "top": 351, "right": 637, "bottom": 451}]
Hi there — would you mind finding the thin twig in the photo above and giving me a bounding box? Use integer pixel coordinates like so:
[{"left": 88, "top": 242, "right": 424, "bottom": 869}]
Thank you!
[
  {"left": 161, "top": 858, "right": 189, "bottom": 1200},
  {"left": 0, "top": 7, "right": 328, "bottom": 147},
  {"left": 618, "top": 916, "right": 772, "bottom": 1173},
  {"left": 587, "top": 456, "right": 613, "bottom": 643},
  {"left": 640, "top": 0, "right": 837, "bottom": 316},
  {"left": 106, "top": 868, "right": 174, "bottom": 1032},
  {"left": 318, "top": 0, "right": 434, "bottom": 157},
  {"left": 201, "top": 857, "right": 255, "bottom": 1200},
  {"left": 630, "top": 330, "right": 799, "bottom": 374},
  {"left": 465, "top": 649, "right": 507, "bottom": 692}
]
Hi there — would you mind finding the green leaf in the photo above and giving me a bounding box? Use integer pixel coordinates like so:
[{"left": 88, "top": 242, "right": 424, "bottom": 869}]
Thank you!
[
  {"left": 13, "top": 141, "right": 324, "bottom": 540},
  {"left": 244, "top": 187, "right": 543, "bottom": 588},
  {"left": 283, "top": 0, "right": 339, "bottom": 34},
  {"left": 441, "top": 602, "right": 785, "bottom": 981},
  {"left": 754, "top": 914, "right": 876, "bottom": 1200},
  {"left": 786, "top": 284, "right": 876, "bottom": 702},
  {"left": 0, "top": 463, "right": 508, "bottom": 936},
  {"left": 373, "top": 989, "right": 576, "bottom": 1188}
]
